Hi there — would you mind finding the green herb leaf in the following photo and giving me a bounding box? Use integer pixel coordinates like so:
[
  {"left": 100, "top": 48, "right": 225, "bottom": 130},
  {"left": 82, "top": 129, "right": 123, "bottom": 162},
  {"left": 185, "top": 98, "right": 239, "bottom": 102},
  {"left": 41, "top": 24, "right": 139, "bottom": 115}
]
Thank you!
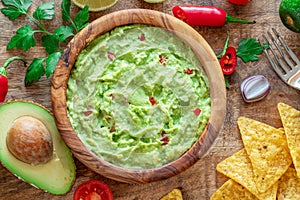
[
  {"left": 61, "top": 0, "right": 71, "bottom": 21},
  {"left": 25, "top": 58, "right": 46, "bottom": 86},
  {"left": 46, "top": 52, "right": 62, "bottom": 77},
  {"left": 54, "top": 25, "right": 74, "bottom": 42},
  {"left": 7, "top": 24, "right": 36, "bottom": 51},
  {"left": 263, "top": 42, "right": 269, "bottom": 49},
  {"left": 33, "top": 2, "right": 55, "bottom": 20},
  {"left": 41, "top": 25, "right": 74, "bottom": 54},
  {"left": 1, "top": 0, "right": 32, "bottom": 20},
  {"left": 41, "top": 34, "right": 60, "bottom": 54},
  {"left": 74, "top": 5, "right": 89, "bottom": 31},
  {"left": 1, "top": 7, "right": 23, "bottom": 20},
  {"left": 237, "top": 38, "right": 263, "bottom": 62},
  {"left": 2, "top": 0, "right": 90, "bottom": 85},
  {"left": 1, "top": 0, "right": 32, "bottom": 12}
]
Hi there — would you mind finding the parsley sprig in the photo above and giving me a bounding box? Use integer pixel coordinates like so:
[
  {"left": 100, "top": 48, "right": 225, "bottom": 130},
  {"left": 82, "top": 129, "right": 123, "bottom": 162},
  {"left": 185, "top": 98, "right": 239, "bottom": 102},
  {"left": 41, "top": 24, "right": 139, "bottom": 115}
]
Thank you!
[
  {"left": 1, "top": 0, "right": 89, "bottom": 85},
  {"left": 237, "top": 38, "right": 265, "bottom": 63}
]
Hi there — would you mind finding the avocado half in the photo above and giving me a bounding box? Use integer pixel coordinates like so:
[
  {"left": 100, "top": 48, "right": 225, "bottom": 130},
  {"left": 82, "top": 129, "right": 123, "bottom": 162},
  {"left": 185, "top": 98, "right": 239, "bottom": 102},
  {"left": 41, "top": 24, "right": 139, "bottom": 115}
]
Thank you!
[
  {"left": 0, "top": 100, "right": 76, "bottom": 195},
  {"left": 279, "top": 0, "right": 300, "bottom": 33}
]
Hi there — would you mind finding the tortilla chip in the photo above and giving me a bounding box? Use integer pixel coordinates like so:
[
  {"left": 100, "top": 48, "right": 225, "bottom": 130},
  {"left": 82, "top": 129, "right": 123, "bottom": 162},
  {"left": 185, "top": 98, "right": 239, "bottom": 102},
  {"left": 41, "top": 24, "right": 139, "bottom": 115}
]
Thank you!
[
  {"left": 278, "top": 127, "right": 284, "bottom": 132},
  {"left": 216, "top": 149, "right": 277, "bottom": 200},
  {"left": 210, "top": 179, "right": 259, "bottom": 200},
  {"left": 277, "top": 167, "right": 300, "bottom": 200},
  {"left": 237, "top": 116, "right": 292, "bottom": 193},
  {"left": 278, "top": 102, "right": 300, "bottom": 178},
  {"left": 160, "top": 189, "right": 183, "bottom": 200}
]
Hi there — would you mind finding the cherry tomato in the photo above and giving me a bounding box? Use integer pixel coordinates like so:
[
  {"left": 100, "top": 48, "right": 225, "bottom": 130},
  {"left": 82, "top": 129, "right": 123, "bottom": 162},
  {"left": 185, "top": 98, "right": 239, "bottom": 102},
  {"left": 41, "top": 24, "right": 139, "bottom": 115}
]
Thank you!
[
  {"left": 73, "top": 180, "right": 114, "bottom": 200},
  {"left": 228, "top": 0, "right": 250, "bottom": 5}
]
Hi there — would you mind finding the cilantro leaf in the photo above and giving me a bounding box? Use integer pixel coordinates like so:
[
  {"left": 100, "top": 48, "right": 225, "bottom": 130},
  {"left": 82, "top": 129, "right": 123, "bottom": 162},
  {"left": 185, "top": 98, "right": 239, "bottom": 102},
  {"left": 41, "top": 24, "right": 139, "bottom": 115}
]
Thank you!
[
  {"left": 46, "top": 52, "right": 62, "bottom": 77},
  {"left": 1, "top": 0, "right": 32, "bottom": 12},
  {"left": 54, "top": 25, "right": 74, "bottom": 42},
  {"left": 33, "top": 2, "right": 55, "bottom": 20},
  {"left": 42, "top": 34, "right": 60, "bottom": 54},
  {"left": 61, "top": 0, "right": 71, "bottom": 21},
  {"left": 1, "top": 7, "right": 23, "bottom": 20},
  {"left": 1, "top": 0, "right": 32, "bottom": 20},
  {"left": 41, "top": 25, "right": 74, "bottom": 54},
  {"left": 237, "top": 38, "right": 263, "bottom": 63},
  {"left": 7, "top": 24, "right": 36, "bottom": 51},
  {"left": 2, "top": 0, "right": 91, "bottom": 85},
  {"left": 263, "top": 42, "right": 269, "bottom": 49},
  {"left": 74, "top": 5, "right": 89, "bottom": 31},
  {"left": 25, "top": 58, "right": 46, "bottom": 86},
  {"left": 61, "top": 0, "right": 89, "bottom": 32}
]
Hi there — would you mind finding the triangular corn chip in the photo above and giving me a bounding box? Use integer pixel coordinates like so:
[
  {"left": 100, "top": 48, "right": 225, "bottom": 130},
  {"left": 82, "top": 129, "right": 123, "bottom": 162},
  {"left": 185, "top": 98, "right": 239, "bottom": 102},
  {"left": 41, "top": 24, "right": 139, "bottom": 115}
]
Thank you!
[
  {"left": 216, "top": 149, "right": 277, "bottom": 200},
  {"left": 160, "top": 188, "right": 183, "bottom": 200},
  {"left": 278, "top": 102, "right": 300, "bottom": 178},
  {"left": 237, "top": 116, "right": 292, "bottom": 193},
  {"left": 277, "top": 167, "right": 300, "bottom": 199},
  {"left": 210, "top": 179, "right": 259, "bottom": 200}
]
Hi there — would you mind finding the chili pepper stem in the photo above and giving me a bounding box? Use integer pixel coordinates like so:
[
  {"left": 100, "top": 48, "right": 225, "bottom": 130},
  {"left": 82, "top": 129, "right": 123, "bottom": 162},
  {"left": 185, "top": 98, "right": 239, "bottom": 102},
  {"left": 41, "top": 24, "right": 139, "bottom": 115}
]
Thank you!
[
  {"left": 226, "top": 14, "right": 256, "bottom": 24},
  {"left": 2, "top": 56, "right": 27, "bottom": 69},
  {"left": 217, "top": 32, "right": 230, "bottom": 59},
  {"left": 0, "top": 56, "right": 27, "bottom": 77},
  {"left": 224, "top": 75, "right": 230, "bottom": 89}
]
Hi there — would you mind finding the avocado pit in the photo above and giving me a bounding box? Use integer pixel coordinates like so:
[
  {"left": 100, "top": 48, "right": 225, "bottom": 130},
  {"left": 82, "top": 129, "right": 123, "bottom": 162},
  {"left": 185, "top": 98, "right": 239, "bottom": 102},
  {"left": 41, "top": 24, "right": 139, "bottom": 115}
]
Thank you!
[{"left": 6, "top": 116, "right": 53, "bottom": 165}]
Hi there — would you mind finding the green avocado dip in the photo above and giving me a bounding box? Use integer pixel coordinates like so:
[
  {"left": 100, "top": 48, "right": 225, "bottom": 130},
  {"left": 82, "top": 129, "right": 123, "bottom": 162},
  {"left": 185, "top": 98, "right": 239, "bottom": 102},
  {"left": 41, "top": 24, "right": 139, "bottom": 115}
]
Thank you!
[{"left": 66, "top": 24, "right": 211, "bottom": 169}]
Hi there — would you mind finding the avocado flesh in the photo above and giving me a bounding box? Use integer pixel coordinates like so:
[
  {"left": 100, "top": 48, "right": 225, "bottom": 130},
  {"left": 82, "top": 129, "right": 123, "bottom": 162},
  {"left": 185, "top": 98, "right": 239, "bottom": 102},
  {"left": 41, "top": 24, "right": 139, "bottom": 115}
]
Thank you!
[
  {"left": 0, "top": 101, "right": 76, "bottom": 195},
  {"left": 279, "top": 0, "right": 300, "bottom": 33}
]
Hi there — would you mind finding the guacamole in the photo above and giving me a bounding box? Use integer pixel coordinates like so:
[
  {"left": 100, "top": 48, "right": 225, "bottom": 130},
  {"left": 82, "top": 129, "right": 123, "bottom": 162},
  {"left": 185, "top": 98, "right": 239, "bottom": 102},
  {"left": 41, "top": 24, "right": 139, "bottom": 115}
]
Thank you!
[{"left": 66, "top": 25, "right": 211, "bottom": 169}]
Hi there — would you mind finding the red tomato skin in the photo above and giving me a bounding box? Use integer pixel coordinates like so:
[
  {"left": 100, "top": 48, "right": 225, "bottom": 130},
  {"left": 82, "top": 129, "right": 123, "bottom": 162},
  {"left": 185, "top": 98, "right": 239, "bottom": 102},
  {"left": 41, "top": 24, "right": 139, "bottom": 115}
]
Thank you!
[
  {"left": 228, "top": 0, "right": 249, "bottom": 5},
  {"left": 73, "top": 180, "right": 114, "bottom": 200}
]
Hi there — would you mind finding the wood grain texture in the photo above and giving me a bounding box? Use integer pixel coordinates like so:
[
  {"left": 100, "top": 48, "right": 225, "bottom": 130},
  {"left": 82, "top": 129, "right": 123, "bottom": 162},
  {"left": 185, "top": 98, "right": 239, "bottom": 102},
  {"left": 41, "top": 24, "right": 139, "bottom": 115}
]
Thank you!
[
  {"left": 1, "top": 0, "right": 300, "bottom": 199},
  {"left": 51, "top": 9, "right": 226, "bottom": 183}
]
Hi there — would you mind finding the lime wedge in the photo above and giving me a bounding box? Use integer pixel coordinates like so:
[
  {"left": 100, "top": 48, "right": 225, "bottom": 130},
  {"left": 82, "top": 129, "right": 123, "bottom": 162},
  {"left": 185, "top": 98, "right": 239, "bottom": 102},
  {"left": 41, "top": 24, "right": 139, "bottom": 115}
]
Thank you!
[{"left": 71, "top": 0, "right": 119, "bottom": 12}]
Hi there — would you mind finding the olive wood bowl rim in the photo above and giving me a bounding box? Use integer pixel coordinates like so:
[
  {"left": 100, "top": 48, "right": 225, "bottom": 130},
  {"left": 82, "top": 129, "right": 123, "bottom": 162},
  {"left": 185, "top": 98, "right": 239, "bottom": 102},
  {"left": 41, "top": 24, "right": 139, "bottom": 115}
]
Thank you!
[{"left": 51, "top": 9, "right": 226, "bottom": 184}]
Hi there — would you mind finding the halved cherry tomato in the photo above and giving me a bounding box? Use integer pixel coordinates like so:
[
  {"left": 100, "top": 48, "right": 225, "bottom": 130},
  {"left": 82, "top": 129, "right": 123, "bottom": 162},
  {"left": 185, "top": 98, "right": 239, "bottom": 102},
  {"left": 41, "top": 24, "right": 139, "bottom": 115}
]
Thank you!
[{"left": 73, "top": 180, "right": 114, "bottom": 200}]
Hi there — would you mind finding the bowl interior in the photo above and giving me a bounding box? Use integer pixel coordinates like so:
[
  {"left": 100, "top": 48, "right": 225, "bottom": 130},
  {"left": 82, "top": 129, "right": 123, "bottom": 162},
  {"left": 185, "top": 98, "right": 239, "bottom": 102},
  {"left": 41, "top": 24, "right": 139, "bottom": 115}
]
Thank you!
[{"left": 51, "top": 9, "right": 226, "bottom": 183}]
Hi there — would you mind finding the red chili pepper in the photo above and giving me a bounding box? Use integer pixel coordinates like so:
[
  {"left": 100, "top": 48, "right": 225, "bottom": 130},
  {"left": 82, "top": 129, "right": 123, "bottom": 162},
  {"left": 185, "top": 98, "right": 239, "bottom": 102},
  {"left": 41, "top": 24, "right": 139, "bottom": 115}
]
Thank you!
[
  {"left": 0, "top": 56, "right": 26, "bottom": 102},
  {"left": 184, "top": 68, "right": 193, "bottom": 74},
  {"left": 219, "top": 46, "right": 237, "bottom": 75},
  {"left": 228, "top": 0, "right": 251, "bottom": 5},
  {"left": 0, "top": 69, "right": 8, "bottom": 102},
  {"left": 161, "top": 131, "right": 169, "bottom": 145},
  {"left": 193, "top": 108, "right": 201, "bottom": 116},
  {"left": 159, "top": 54, "right": 167, "bottom": 66},
  {"left": 172, "top": 6, "right": 255, "bottom": 27},
  {"left": 139, "top": 33, "right": 145, "bottom": 41},
  {"left": 149, "top": 96, "right": 157, "bottom": 105}
]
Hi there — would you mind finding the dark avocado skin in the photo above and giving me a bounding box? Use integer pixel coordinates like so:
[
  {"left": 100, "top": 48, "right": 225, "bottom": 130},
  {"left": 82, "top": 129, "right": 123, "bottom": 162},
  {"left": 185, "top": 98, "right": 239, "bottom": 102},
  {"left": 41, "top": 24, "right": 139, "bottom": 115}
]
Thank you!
[{"left": 279, "top": 0, "right": 300, "bottom": 33}]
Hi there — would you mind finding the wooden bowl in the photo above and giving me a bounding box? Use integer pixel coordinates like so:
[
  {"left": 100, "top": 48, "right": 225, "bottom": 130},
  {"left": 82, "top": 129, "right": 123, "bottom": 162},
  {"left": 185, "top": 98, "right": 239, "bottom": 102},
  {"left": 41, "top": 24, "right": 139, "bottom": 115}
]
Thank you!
[{"left": 51, "top": 9, "right": 226, "bottom": 183}]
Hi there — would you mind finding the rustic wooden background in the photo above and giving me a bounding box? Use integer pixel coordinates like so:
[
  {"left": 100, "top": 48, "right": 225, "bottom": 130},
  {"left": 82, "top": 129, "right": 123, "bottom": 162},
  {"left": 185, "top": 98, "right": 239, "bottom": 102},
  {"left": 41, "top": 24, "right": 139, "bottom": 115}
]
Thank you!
[{"left": 0, "top": 0, "right": 299, "bottom": 199}]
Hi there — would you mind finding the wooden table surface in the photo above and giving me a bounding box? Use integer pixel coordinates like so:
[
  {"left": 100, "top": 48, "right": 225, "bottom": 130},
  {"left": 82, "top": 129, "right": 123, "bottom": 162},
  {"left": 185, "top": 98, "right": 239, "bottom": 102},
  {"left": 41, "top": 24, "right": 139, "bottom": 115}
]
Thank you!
[{"left": 0, "top": 0, "right": 299, "bottom": 199}]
